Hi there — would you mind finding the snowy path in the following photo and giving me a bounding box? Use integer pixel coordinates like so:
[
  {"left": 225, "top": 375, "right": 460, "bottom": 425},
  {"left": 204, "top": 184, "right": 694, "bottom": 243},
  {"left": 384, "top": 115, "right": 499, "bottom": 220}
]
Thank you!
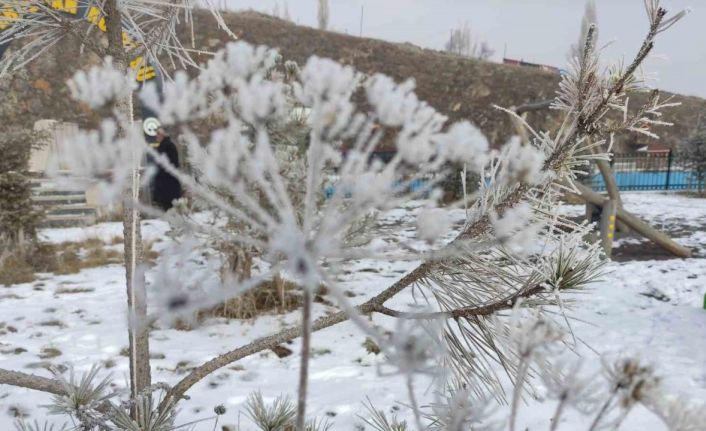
[{"left": 1, "top": 193, "right": 705, "bottom": 430}]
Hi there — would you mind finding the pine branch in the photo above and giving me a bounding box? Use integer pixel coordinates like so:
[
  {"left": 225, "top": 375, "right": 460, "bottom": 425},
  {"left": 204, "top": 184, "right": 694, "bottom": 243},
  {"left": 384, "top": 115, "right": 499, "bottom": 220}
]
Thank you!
[
  {"left": 515, "top": 100, "right": 553, "bottom": 115},
  {"left": 49, "top": 12, "right": 107, "bottom": 58},
  {"left": 373, "top": 284, "right": 545, "bottom": 320}
]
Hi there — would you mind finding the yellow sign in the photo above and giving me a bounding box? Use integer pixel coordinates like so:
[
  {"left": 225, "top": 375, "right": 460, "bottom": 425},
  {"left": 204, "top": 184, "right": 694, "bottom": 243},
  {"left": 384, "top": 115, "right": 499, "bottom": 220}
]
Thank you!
[
  {"left": 51, "top": 0, "right": 78, "bottom": 15},
  {"left": 1, "top": 0, "right": 156, "bottom": 83},
  {"left": 0, "top": 8, "right": 19, "bottom": 31},
  {"left": 85, "top": 5, "right": 106, "bottom": 31},
  {"left": 129, "top": 56, "right": 156, "bottom": 82}
]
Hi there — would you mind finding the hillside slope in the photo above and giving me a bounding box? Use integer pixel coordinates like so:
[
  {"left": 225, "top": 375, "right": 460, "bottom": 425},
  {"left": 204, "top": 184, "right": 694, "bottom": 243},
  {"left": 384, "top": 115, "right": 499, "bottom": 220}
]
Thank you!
[{"left": 4, "top": 9, "right": 705, "bottom": 150}]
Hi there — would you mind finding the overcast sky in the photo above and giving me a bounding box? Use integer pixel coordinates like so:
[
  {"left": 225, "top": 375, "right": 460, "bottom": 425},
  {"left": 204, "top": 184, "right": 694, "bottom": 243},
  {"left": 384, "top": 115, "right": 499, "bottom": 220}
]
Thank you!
[{"left": 226, "top": 0, "right": 704, "bottom": 98}]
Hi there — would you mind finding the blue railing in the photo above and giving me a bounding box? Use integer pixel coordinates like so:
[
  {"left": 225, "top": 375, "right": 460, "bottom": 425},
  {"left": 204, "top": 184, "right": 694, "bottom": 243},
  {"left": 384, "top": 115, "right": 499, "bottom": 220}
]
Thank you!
[
  {"left": 324, "top": 178, "right": 431, "bottom": 199},
  {"left": 328, "top": 151, "right": 705, "bottom": 195},
  {"left": 587, "top": 151, "right": 704, "bottom": 192},
  {"left": 590, "top": 170, "right": 703, "bottom": 191}
]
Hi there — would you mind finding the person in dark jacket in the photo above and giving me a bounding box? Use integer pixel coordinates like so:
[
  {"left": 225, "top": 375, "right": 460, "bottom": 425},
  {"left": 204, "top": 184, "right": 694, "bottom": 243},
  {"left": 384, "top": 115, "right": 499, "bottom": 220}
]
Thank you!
[{"left": 150, "top": 128, "right": 182, "bottom": 211}]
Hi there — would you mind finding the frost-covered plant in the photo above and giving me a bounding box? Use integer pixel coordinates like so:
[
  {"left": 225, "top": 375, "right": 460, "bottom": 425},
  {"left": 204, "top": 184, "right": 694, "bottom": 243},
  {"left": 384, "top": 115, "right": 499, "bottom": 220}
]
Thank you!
[
  {"left": 244, "top": 392, "right": 296, "bottom": 431},
  {"left": 47, "top": 366, "right": 115, "bottom": 430},
  {"left": 304, "top": 418, "right": 333, "bottom": 431},
  {"left": 49, "top": 37, "right": 574, "bottom": 426},
  {"left": 110, "top": 394, "right": 179, "bottom": 431},
  {"left": 14, "top": 421, "right": 67, "bottom": 431},
  {"left": 0, "top": 1, "right": 699, "bottom": 430},
  {"left": 245, "top": 392, "right": 333, "bottom": 431},
  {"left": 242, "top": 391, "right": 334, "bottom": 431},
  {"left": 469, "top": 311, "right": 706, "bottom": 431},
  {"left": 423, "top": 388, "right": 500, "bottom": 431},
  {"left": 569, "top": 0, "right": 598, "bottom": 61},
  {"left": 208, "top": 56, "right": 315, "bottom": 286},
  {"left": 360, "top": 399, "right": 409, "bottom": 431},
  {"left": 645, "top": 393, "right": 706, "bottom": 431}
]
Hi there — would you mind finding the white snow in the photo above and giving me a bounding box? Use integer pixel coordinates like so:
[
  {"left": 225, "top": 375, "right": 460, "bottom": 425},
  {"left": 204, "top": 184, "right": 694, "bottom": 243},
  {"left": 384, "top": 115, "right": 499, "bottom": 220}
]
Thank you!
[
  {"left": 1, "top": 192, "right": 705, "bottom": 430},
  {"left": 37, "top": 218, "right": 171, "bottom": 245}
]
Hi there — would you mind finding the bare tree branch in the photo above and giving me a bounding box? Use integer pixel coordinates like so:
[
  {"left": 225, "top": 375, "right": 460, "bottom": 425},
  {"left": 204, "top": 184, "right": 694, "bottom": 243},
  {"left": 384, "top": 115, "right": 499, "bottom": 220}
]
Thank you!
[
  {"left": 514, "top": 99, "right": 553, "bottom": 115},
  {"left": 374, "top": 284, "right": 545, "bottom": 320},
  {"left": 0, "top": 368, "right": 68, "bottom": 396}
]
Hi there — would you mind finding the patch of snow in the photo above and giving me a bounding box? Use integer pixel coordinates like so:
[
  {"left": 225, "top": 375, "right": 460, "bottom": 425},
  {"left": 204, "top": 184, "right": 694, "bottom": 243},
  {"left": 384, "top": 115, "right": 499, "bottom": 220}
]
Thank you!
[{"left": 2, "top": 193, "right": 706, "bottom": 430}]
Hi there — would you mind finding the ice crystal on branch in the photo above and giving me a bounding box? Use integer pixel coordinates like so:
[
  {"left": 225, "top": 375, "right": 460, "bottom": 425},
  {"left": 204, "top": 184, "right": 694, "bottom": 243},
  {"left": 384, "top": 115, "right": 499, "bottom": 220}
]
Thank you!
[{"left": 67, "top": 57, "right": 137, "bottom": 109}]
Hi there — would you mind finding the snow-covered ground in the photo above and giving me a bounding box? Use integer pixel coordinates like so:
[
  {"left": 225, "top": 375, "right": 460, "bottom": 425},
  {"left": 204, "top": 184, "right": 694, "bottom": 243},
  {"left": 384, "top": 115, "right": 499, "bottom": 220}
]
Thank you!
[{"left": 1, "top": 192, "right": 705, "bottom": 430}]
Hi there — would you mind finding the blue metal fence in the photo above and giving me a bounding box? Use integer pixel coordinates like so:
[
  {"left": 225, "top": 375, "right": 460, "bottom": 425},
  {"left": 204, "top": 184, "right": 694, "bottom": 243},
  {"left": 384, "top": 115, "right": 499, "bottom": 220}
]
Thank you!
[
  {"left": 370, "top": 150, "right": 704, "bottom": 192},
  {"left": 335, "top": 150, "right": 703, "bottom": 195},
  {"left": 587, "top": 151, "right": 704, "bottom": 192}
]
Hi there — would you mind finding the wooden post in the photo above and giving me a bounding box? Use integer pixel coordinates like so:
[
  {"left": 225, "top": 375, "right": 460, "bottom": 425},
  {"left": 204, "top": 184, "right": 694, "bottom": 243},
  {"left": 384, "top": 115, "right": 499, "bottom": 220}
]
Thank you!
[
  {"left": 594, "top": 153, "right": 629, "bottom": 233},
  {"left": 571, "top": 183, "right": 691, "bottom": 258},
  {"left": 665, "top": 149, "right": 673, "bottom": 191},
  {"left": 599, "top": 199, "right": 617, "bottom": 258}
]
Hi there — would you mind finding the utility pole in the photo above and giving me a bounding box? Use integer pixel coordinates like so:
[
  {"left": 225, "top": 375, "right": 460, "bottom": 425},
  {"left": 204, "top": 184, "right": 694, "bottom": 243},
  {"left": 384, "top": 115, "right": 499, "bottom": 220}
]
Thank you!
[{"left": 359, "top": 4, "right": 364, "bottom": 37}]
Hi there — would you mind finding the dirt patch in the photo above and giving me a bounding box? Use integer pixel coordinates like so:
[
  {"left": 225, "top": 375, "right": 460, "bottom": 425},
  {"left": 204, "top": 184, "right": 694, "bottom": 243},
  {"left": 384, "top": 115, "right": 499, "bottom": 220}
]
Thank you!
[
  {"left": 1, "top": 237, "right": 162, "bottom": 286},
  {"left": 55, "top": 286, "right": 96, "bottom": 295},
  {"left": 566, "top": 213, "right": 705, "bottom": 262},
  {"left": 0, "top": 254, "right": 36, "bottom": 286},
  {"left": 53, "top": 240, "right": 123, "bottom": 275},
  {"left": 38, "top": 347, "right": 62, "bottom": 359},
  {"left": 611, "top": 235, "right": 704, "bottom": 261},
  {"left": 0, "top": 243, "right": 56, "bottom": 286},
  {"left": 605, "top": 222, "right": 704, "bottom": 262},
  {"left": 611, "top": 240, "right": 680, "bottom": 262},
  {"left": 38, "top": 320, "right": 67, "bottom": 328}
]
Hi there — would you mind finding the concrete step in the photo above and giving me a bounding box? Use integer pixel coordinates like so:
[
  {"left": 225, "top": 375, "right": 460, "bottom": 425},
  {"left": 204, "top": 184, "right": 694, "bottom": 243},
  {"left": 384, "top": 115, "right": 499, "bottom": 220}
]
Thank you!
[
  {"left": 41, "top": 213, "right": 97, "bottom": 228},
  {"left": 29, "top": 180, "right": 85, "bottom": 191},
  {"left": 45, "top": 205, "right": 96, "bottom": 217},
  {"left": 32, "top": 195, "right": 87, "bottom": 206},
  {"left": 30, "top": 176, "right": 97, "bottom": 228},
  {"left": 32, "top": 189, "right": 85, "bottom": 197}
]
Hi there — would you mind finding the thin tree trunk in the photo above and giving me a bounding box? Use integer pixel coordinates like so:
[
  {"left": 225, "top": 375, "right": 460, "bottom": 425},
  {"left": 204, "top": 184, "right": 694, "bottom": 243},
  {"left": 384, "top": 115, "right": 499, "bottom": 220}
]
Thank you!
[
  {"left": 296, "top": 288, "right": 313, "bottom": 431},
  {"left": 103, "top": 0, "right": 151, "bottom": 398}
]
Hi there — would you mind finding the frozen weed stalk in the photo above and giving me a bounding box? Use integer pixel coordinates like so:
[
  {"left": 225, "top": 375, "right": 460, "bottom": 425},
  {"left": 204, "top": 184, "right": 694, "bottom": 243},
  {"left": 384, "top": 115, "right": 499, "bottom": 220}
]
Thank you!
[{"left": 1, "top": 1, "right": 705, "bottom": 430}]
